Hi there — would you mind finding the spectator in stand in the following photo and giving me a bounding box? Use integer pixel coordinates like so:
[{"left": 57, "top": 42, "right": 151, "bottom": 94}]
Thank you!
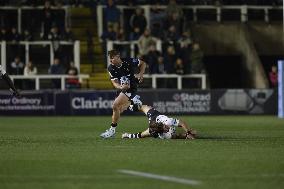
[
  {"left": 66, "top": 61, "right": 80, "bottom": 89},
  {"left": 269, "top": 65, "right": 278, "bottom": 88},
  {"left": 178, "top": 31, "right": 192, "bottom": 74},
  {"left": 128, "top": 26, "right": 141, "bottom": 55},
  {"left": 48, "top": 58, "right": 65, "bottom": 89},
  {"left": 138, "top": 29, "right": 158, "bottom": 57},
  {"left": 23, "top": 29, "right": 33, "bottom": 41},
  {"left": 144, "top": 44, "right": 161, "bottom": 74},
  {"left": 214, "top": 0, "right": 223, "bottom": 6},
  {"left": 101, "top": 23, "right": 117, "bottom": 64},
  {"left": 104, "top": 0, "right": 120, "bottom": 33},
  {"left": 48, "top": 25, "right": 61, "bottom": 58},
  {"left": 164, "top": 12, "right": 183, "bottom": 36},
  {"left": 149, "top": 2, "right": 166, "bottom": 39},
  {"left": 24, "top": 60, "right": 37, "bottom": 76},
  {"left": 48, "top": 25, "right": 61, "bottom": 41},
  {"left": 60, "top": 26, "right": 75, "bottom": 65},
  {"left": 9, "top": 27, "right": 22, "bottom": 42},
  {"left": 178, "top": 31, "right": 192, "bottom": 51},
  {"left": 117, "top": 26, "right": 126, "bottom": 41},
  {"left": 116, "top": 26, "right": 129, "bottom": 57},
  {"left": 62, "top": 27, "right": 74, "bottom": 41},
  {"left": 10, "top": 56, "right": 24, "bottom": 75},
  {"left": 10, "top": 56, "right": 25, "bottom": 89},
  {"left": 163, "top": 45, "right": 177, "bottom": 74},
  {"left": 190, "top": 42, "right": 205, "bottom": 74},
  {"left": 129, "top": 27, "right": 141, "bottom": 41},
  {"left": 41, "top": 0, "right": 54, "bottom": 39},
  {"left": 163, "top": 25, "right": 180, "bottom": 50},
  {"left": 66, "top": 61, "right": 78, "bottom": 75},
  {"left": 174, "top": 58, "right": 184, "bottom": 75},
  {"left": 165, "top": 0, "right": 183, "bottom": 21},
  {"left": 162, "top": 45, "right": 178, "bottom": 88},
  {"left": 23, "top": 60, "right": 37, "bottom": 90},
  {"left": 48, "top": 58, "right": 65, "bottom": 74},
  {"left": 164, "top": 0, "right": 184, "bottom": 36},
  {"left": 0, "top": 28, "right": 8, "bottom": 41},
  {"left": 129, "top": 8, "right": 147, "bottom": 36},
  {"left": 101, "top": 23, "right": 117, "bottom": 41},
  {"left": 157, "top": 56, "right": 166, "bottom": 74},
  {"left": 8, "top": 27, "right": 22, "bottom": 57},
  {"left": 53, "top": 1, "right": 66, "bottom": 34}
]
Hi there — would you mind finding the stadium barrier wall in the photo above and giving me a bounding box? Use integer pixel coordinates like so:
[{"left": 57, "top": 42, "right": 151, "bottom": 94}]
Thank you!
[{"left": 0, "top": 89, "right": 276, "bottom": 115}]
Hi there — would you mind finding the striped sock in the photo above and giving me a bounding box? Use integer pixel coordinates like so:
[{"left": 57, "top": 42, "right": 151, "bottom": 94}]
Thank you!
[
  {"left": 111, "top": 123, "right": 117, "bottom": 128},
  {"left": 129, "top": 132, "right": 142, "bottom": 138}
]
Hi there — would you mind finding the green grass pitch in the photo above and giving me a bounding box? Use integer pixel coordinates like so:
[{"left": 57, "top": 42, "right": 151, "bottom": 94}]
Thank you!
[{"left": 0, "top": 115, "right": 284, "bottom": 189}]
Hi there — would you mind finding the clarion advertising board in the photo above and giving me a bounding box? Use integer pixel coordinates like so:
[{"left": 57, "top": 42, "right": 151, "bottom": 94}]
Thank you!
[{"left": 0, "top": 89, "right": 277, "bottom": 115}]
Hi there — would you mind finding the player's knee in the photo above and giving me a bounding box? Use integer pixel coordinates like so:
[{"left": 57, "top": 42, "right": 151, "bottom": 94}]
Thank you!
[{"left": 112, "top": 102, "right": 120, "bottom": 111}]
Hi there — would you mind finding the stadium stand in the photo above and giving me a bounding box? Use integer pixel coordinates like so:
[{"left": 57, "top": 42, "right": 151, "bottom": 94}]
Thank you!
[{"left": 0, "top": 0, "right": 283, "bottom": 90}]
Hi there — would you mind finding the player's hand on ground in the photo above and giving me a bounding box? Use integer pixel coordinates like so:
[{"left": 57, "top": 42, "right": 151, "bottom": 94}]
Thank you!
[
  {"left": 185, "top": 130, "right": 196, "bottom": 140},
  {"left": 186, "top": 133, "right": 195, "bottom": 140}
]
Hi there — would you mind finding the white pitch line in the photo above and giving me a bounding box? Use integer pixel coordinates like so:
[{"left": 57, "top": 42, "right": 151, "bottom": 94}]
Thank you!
[{"left": 117, "top": 169, "right": 201, "bottom": 186}]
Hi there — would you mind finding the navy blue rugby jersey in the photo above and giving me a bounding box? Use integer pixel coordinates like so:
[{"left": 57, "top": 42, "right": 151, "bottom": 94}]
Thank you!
[{"left": 107, "top": 58, "right": 140, "bottom": 92}]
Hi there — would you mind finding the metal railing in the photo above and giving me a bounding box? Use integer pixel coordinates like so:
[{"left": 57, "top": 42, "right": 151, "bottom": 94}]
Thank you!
[
  {"left": 97, "top": 5, "right": 282, "bottom": 37},
  {"left": 0, "top": 6, "right": 69, "bottom": 33},
  {"left": 0, "top": 40, "right": 80, "bottom": 72},
  {"left": 10, "top": 74, "right": 89, "bottom": 90},
  {"left": 106, "top": 40, "right": 162, "bottom": 66},
  {"left": 143, "top": 74, "right": 206, "bottom": 89}
]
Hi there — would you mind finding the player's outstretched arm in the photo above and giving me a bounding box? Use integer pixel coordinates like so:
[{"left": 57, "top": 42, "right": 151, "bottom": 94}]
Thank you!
[
  {"left": 2, "top": 73, "right": 21, "bottom": 98},
  {"left": 178, "top": 120, "right": 196, "bottom": 139}
]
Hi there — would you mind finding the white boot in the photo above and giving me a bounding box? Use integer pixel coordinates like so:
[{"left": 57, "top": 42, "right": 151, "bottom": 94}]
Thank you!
[{"left": 100, "top": 127, "right": 116, "bottom": 138}]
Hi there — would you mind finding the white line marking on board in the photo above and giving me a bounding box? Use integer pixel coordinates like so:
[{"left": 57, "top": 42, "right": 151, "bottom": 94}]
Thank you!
[{"left": 117, "top": 169, "right": 201, "bottom": 186}]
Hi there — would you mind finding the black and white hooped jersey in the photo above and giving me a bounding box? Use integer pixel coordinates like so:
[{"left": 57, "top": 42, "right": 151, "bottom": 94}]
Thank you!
[
  {"left": 147, "top": 107, "right": 180, "bottom": 138},
  {"left": 146, "top": 108, "right": 179, "bottom": 127},
  {"left": 107, "top": 58, "right": 140, "bottom": 92},
  {"left": 0, "top": 65, "right": 6, "bottom": 76}
]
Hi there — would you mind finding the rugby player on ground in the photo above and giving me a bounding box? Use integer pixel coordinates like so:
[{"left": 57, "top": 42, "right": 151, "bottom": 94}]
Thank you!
[{"left": 122, "top": 105, "right": 196, "bottom": 139}]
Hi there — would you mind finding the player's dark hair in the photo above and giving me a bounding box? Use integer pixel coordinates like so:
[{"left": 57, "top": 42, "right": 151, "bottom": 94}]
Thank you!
[
  {"left": 108, "top": 49, "right": 120, "bottom": 58},
  {"left": 149, "top": 120, "right": 164, "bottom": 133}
]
